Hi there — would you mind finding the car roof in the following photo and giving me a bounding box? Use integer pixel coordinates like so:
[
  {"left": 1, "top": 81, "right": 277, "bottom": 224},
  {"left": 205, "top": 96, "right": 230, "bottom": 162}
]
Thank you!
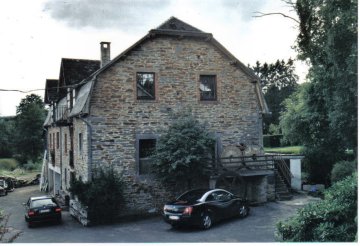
[
  {"left": 199, "top": 189, "right": 234, "bottom": 202},
  {"left": 178, "top": 188, "right": 233, "bottom": 202}
]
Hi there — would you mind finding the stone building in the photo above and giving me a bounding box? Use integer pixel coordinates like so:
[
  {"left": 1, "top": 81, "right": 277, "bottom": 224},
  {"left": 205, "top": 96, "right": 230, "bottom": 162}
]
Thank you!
[{"left": 43, "top": 17, "right": 277, "bottom": 224}]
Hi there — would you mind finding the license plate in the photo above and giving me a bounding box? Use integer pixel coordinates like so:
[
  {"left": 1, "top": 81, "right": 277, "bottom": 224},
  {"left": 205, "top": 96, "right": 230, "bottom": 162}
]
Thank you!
[
  {"left": 169, "top": 215, "right": 179, "bottom": 220},
  {"left": 39, "top": 209, "right": 50, "bottom": 213}
]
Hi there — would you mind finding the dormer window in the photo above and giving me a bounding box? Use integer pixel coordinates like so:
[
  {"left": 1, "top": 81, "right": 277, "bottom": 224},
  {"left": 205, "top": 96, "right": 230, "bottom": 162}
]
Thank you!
[{"left": 137, "top": 72, "right": 155, "bottom": 100}]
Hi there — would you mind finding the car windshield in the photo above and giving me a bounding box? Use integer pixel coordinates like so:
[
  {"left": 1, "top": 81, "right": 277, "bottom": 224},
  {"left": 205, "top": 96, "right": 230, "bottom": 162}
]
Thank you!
[
  {"left": 31, "top": 198, "right": 56, "bottom": 208},
  {"left": 177, "top": 190, "right": 207, "bottom": 203},
  {"left": 0, "top": 180, "right": 4, "bottom": 187}
]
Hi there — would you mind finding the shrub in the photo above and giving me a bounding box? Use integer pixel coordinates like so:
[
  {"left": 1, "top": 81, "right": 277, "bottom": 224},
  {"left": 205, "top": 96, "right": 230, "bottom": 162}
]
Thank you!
[
  {"left": 0, "top": 159, "right": 18, "bottom": 171},
  {"left": 276, "top": 173, "right": 357, "bottom": 242},
  {"left": 152, "top": 111, "right": 215, "bottom": 189},
  {"left": 331, "top": 160, "right": 357, "bottom": 183},
  {"left": 70, "top": 167, "right": 124, "bottom": 224}
]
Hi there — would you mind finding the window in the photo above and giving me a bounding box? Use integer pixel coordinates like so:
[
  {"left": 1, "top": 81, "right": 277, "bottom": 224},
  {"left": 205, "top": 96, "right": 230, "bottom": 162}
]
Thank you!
[
  {"left": 200, "top": 75, "right": 217, "bottom": 101},
  {"left": 56, "top": 132, "right": 60, "bottom": 149},
  {"left": 78, "top": 133, "right": 83, "bottom": 154},
  {"left": 138, "top": 139, "right": 156, "bottom": 175},
  {"left": 137, "top": 72, "right": 155, "bottom": 100}
]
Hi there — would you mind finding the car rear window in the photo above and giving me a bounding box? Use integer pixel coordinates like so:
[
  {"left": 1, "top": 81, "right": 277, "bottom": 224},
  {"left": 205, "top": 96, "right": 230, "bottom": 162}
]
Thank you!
[
  {"left": 177, "top": 190, "right": 207, "bottom": 203},
  {"left": 31, "top": 198, "right": 56, "bottom": 208}
]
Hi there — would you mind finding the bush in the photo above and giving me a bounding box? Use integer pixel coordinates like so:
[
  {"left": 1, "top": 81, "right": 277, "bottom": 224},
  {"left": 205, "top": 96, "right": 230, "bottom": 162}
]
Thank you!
[
  {"left": 70, "top": 167, "right": 124, "bottom": 224},
  {"left": 0, "top": 159, "right": 18, "bottom": 171},
  {"left": 331, "top": 160, "right": 357, "bottom": 183},
  {"left": 276, "top": 173, "right": 357, "bottom": 242},
  {"left": 152, "top": 111, "right": 215, "bottom": 189}
]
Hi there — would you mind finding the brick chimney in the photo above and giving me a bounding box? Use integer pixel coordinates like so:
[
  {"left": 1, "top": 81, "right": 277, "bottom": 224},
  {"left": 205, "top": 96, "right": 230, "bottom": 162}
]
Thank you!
[{"left": 100, "top": 41, "right": 111, "bottom": 67}]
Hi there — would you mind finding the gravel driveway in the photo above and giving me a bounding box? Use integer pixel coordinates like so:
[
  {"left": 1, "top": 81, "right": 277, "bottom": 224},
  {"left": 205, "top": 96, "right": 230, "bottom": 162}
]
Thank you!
[{"left": 0, "top": 185, "right": 321, "bottom": 243}]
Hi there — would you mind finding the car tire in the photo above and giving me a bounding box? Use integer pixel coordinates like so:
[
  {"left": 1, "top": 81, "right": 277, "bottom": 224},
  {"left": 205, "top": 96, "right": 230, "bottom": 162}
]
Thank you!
[
  {"left": 201, "top": 213, "right": 212, "bottom": 230},
  {"left": 239, "top": 205, "right": 249, "bottom": 218}
]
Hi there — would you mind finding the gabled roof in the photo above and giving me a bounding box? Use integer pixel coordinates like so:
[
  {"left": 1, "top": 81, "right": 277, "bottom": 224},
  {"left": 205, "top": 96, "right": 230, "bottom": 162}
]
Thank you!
[
  {"left": 44, "top": 79, "right": 58, "bottom": 104},
  {"left": 59, "top": 58, "right": 100, "bottom": 86},
  {"left": 156, "top": 16, "right": 204, "bottom": 33},
  {"left": 58, "top": 58, "right": 100, "bottom": 98},
  {"left": 70, "top": 17, "right": 269, "bottom": 116}
]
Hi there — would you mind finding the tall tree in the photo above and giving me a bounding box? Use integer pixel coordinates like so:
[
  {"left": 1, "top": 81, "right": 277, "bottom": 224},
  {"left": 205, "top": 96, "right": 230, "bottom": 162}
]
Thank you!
[
  {"left": 252, "top": 59, "right": 299, "bottom": 134},
  {"left": 280, "top": 0, "right": 357, "bottom": 184},
  {"left": 0, "top": 117, "right": 15, "bottom": 157},
  {"left": 14, "top": 94, "right": 46, "bottom": 164},
  {"left": 295, "top": 0, "right": 358, "bottom": 151}
]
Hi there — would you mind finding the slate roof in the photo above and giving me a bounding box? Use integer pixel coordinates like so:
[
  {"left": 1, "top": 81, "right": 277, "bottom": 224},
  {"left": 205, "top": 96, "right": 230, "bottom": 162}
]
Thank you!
[
  {"left": 58, "top": 58, "right": 100, "bottom": 99},
  {"left": 44, "top": 79, "right": 58, "bottom": 104},
  {"left": 59, "top": 58, "right": 100, "bottom": 86}
]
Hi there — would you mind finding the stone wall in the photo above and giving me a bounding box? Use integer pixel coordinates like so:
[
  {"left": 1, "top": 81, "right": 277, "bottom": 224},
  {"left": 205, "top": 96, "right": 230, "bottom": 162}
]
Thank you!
[
  {"left": 73, "top": 118, "right": 89, "bottom": 182},
  {"left": 83, "top": 36, "right": 264, "bottom": 215}
]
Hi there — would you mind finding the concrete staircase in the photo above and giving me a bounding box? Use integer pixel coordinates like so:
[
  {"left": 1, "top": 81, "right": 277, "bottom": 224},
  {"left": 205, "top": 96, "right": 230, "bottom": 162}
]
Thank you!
[{"left": 275, "top": 169, "right": 293, "bottom": 201}]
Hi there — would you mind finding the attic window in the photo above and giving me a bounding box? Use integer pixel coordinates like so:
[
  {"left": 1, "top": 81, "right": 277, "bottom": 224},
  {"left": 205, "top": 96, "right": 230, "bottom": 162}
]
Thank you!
[
  {"left": 137, "top": 72, "right": 155, "bottom": 100},
  {"left": 200, "top": 75, "right": 217, "bottom": 101}
]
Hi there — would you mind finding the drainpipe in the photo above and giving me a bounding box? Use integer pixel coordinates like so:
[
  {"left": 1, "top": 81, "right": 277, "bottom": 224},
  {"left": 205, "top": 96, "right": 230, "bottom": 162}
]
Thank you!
[
  {"left": 78, "top": 116, "right": 93, "bottom": 181},
  {"left": 41, "top": 127, "right": 48, "bottom": 191},
  {"left": 59, "top": 127, "right": 63, "bottom": 193}
]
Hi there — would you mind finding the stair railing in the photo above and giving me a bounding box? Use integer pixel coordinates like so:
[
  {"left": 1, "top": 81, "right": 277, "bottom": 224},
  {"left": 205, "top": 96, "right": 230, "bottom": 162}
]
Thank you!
[{"left": 274, "top": 156, "right": 293, "bottom": 187}]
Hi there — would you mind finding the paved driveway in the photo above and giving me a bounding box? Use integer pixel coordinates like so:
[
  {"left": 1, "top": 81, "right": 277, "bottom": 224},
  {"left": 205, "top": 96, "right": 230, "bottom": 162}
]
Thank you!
[{"left": 0, "top": 185, "right": 320, "bottom": 243}]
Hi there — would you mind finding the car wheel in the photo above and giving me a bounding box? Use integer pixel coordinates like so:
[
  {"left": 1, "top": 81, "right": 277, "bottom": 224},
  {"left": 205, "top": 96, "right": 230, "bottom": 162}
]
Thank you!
[
  {"left": 201, "top": 213, "right": 212, "bottom": 230},
  {"left": 239, "top": 205, "right": 249, "bottom": 218}
]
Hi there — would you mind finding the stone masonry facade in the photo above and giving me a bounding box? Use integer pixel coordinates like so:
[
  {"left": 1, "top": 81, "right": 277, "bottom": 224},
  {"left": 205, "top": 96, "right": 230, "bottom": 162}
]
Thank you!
[
  {"left": 43, "top": 17, "right": 272, "bottom": 224},
  {"left": 87, "top": 36, "right": 265, "bottom": 215}
]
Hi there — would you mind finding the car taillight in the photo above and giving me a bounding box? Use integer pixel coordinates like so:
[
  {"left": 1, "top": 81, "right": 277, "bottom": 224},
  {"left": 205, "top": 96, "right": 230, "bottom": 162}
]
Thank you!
[
  {"left": 55, "top": 208, "right": 61, "bottom": 213},
  {"left": 28, "top": 210, "right": 35, "bottom": 216},
  {"left": 183, "top": 206, "right": 193, "bottom": 215}
]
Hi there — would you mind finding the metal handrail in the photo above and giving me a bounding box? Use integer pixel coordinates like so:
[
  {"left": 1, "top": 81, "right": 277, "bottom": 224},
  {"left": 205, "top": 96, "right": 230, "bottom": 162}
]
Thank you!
[{"left": 274, "top": 156, "right": 293, "bottom": 187}]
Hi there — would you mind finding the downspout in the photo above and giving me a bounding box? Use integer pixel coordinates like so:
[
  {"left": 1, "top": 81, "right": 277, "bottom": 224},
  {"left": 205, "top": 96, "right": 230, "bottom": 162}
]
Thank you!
[
  {"left": 41, "top": 127, "right": 48, "bottom": 191},
  {"left": 60, "top": 127, "right": 63, "bottom": 192}
]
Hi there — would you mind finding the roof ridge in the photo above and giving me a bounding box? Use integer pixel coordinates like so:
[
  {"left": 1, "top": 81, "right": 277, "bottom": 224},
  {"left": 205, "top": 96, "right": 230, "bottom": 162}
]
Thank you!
[{"left": 156, "top": 16, "right": 204, "bottom": 33}]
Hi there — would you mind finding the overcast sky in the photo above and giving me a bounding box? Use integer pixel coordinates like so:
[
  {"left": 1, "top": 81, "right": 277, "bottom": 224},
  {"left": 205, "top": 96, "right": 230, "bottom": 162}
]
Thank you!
[{"left": 0, "top": 0, "right": 307, "bottom": 116}]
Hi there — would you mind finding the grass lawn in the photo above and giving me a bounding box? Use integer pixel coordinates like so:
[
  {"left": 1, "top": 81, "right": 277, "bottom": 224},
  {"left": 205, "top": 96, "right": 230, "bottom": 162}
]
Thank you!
[
  {"left": 264, "top": 146, "right": 303, "bottom": 155},
  {"left": 0, "top": 158, "right": 41, "bottom": 180}
]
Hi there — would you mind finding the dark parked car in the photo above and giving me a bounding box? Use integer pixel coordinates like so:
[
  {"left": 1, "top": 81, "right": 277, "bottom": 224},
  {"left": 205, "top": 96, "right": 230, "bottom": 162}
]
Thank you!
[
  {"left": 0, "top": 179, "right": 8, "bottom": 196},
  {"left": 163, "top": 188, "right": 250, "bottom": 229},
  {"left": 24, "top": 196, "right": 62, "bottom": 227}
]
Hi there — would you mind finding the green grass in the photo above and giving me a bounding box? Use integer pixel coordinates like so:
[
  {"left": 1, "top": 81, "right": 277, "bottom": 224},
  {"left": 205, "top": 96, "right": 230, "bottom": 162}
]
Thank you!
[
  {"left": 264, "top": 146, "right": 303, "bottom": 155},
  {"left": 0, "top": 158, "right": 41, "bottom": 180},
  {"left": 0, "top": 158, "right": 19, "bottom": 171}
]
